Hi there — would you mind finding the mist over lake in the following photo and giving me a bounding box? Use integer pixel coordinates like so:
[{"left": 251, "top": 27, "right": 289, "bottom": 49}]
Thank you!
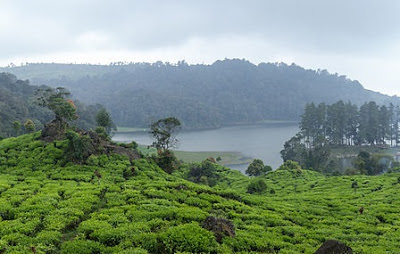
[{"left": 113, "top": 122, "right": 299, "bottom": 171}]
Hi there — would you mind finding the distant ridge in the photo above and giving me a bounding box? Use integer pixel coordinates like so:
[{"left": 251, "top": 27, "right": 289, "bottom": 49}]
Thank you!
[{"left": 3, "top": 59, "right": 399, "bottom": 129}]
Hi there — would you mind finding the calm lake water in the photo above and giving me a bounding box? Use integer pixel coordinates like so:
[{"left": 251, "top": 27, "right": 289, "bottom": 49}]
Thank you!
[{"left": 113, "top": 123, "right": 299, "bottom": 172}]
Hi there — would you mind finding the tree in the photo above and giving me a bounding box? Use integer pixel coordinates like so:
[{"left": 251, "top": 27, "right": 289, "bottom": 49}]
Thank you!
[
  {"left": 245, "top": 159, "right": 272, "bottom": 176},
  {"left": 149, "top": 117, "right": 181, "bottom": 174},
  {"left": 12, "top": 121, "right": 21, "bottom": 136},
  {"left": 149, "top": 117, "right": 181, "bottom": 150},
  {"left": 280, "top": 134, "right": 307, "bottom": 167},
  {"left": 95, "top": 108, "right": 116, "bottom": 134},
  {"left": 24, "top": 119, "right": 35, "bottom": 133},
  {"left": 188, "top": 160, "right": 219, "bottom": 186},
  {"left": 35, "top": 87, "right": 77, "bottom": 122},
  {"left": 354, "top": 151, "right": 375, "bottom": 175},
  {"left": 358, "top": 102, "right": 379, "bottom": 145}
]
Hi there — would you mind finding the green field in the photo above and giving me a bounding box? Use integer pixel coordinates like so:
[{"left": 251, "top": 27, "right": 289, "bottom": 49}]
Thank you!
[
  {"left": 115, "top": 127, "right": 148, "bottom": 133},
  {"left": 174, "top": 150, "right": 252, "bottom": 165},
  {"left": 1, "top": 133, "right": 400, "bottom": 253},
  {"left": 136, "top": 145, "right": 252, "bottom": 166}
]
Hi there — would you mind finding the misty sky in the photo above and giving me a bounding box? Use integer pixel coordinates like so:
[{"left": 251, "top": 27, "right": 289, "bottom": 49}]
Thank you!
[{"left": 1, "top": 0, "right": 399, "bottom": 95}]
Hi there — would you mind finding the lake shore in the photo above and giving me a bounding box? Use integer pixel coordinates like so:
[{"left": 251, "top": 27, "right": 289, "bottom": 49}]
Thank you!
[
  {"left": 115, "top": 120, "right": 299, "bottom": 133},
  {"left": 136, "top": 145, "right": 253, "bottom": 169},
  {"left": 113, "top": 122, "right": 299, "bottom": 169}
]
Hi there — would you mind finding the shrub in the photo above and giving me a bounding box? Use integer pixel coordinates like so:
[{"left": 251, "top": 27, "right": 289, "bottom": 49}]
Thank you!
[
  {"left": 65, "top": 131, "right": 94, "bottom": 163},
  {"left": 278, "top": 160, "right": 302, "bottom": 173},
  {"left": 60, "top": 240, "right": 103, "bottom": 254},
  {"left": 77, "top": 219, "right": 112, "bottom": 238},
  {"left": 247, "top": 179, "right": 267, "bottom": 194},
  {"left": 95, "top": 127, "right": 108, "bottom": 140},
  {"left": 127, "top": 233, "right": 159, "bottom": 253},
  {"left": 90, "top": 227, "right": 127, "bottom": 246},
  {"left": 118, "top": 247, "right": 149, "bottom": 254},
  {"left": 34, "top": 230, "right": 62, "bottom": 247},
  {"left": 153, "top": 150, "right": 179, "bottom": 174},
  {"left": 162, "top": 223, "right": 218, "bottom": 254},
  {"left": 120, "top": 141, "right": 138, "bottom": 150}
]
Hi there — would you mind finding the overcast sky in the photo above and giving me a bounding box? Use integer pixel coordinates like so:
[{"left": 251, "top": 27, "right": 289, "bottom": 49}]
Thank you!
[{"left": 1, "top": 0, "right": 399, "bottom": 95}]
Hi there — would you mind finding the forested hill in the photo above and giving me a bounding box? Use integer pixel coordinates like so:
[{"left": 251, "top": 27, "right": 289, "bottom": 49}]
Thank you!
[
  {"left": 0, "top": 73, "right": 50, "bottom": 136},
  {"left": 3, "top": 59, "right": 399, "bottom": 129},
  {"left": 0, "top": 73, "right": 101, "bottom": 137}
]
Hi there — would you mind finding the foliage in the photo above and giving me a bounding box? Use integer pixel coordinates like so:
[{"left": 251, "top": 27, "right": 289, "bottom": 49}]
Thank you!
[
  {"left": 96, "top": 108, "right": 116, "bottom": 135},
  {"left": 188, "top": 160, "right": 219, "bottom": 186},
  {"left": 0, "top": 73, "right": 103, "bottom": 137},
  {"left": 9, "top": 60, "right": 400, "bottom": 129},
  {"left": 354, "top": 151, "right": 393, "bottom": 175},
  {"left": 281, "top": 134, "right": 307, "bottom": 166},
  {"left": 23, "top": 119, "right": 35, "bottom": 133},
  {"left": 2, "top": 133, "right": 400, "bottom": 253},
  {"left": 278, "top": 160, "right": 302, "bottom": 171},
  {"left": 0, "top": 73, "right": 49, "bottom": 137},
  {"left": 149, "top": 117, "right": 181, "bottom": 150},
  {"left": 95, "top": 126, "right": 108, "bottom": 140},
  {"left": 65, "top": 130, "right": 94, "bottom": 163},
  {"left": 153, "top": 149, "right": 179, "bottom": 174},
  {"left": 245, "top": 159, "right": 272, "bottom": 176},
  {"left": 247, "top": 178, "right": 267, "bottom": 194},
  {"left": 282, "top": 100, "right": 400, "bottom": 175},
  {"left": 162, "top": 223, "right": 218, "bottom": 253},
  {"left": 298, "top": 100, "right": 400, "bottom": 147},
  {"left": 12, "top": 121, "right": 21, "bottom": 136},
  {"left": 35, "top": 87, "right": 78, "bottom": 122}
]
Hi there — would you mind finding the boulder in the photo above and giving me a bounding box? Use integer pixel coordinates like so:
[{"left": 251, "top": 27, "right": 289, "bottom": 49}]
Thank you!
[
  {"left": 314, "top": 240, "right": 352, "bottom": 254},
  {"left": 202, "top": 216, "right": 235, "bottom": 243}
]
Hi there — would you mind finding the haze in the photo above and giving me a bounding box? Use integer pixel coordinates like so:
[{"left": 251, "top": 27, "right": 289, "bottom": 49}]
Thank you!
[{"left": 1, "top": 0, "right": 399, "bottom": 95}]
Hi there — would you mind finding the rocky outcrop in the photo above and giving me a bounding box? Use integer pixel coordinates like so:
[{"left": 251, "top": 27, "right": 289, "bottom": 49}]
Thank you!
[
  {"left": 40, "top": 119, "right": 67, "bottom": 142},
  {"left": 202, "top": 216, "right": 235, "bottom": 243},
  {"left": 40, "top": 120, "right": 140, "bottom": 162},
  {"left": 314, "top": 240, "right": 352, "bottom": 254}
]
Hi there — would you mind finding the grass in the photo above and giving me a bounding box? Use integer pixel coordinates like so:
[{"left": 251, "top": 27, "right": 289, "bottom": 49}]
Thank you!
[
  {"left": 116, "top": 127, "right": 148, "bottom": 133},
  {"left": 174, "top": 150, "right": 252, "bottom": 165},
  {"left": 137, "top": 145, "right": 253, "bottom": 165},
  {"left": 330, "top": 145, "right": 391, "bottom": 157}
]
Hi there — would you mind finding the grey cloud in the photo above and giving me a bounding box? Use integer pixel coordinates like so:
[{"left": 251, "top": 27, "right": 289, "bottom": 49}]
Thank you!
[{"left": 1, "top": 0, "right": 399, "bottom": 58}]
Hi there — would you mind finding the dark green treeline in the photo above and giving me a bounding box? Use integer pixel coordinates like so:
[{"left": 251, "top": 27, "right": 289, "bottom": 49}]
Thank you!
[{"left": 299, "top": 100, "right": 400, "bottom": 148}]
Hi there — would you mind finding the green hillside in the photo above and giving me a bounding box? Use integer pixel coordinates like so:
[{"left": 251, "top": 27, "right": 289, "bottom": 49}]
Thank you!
[{"left": 1, "top": 133, "right": 400, "bottom": 253}]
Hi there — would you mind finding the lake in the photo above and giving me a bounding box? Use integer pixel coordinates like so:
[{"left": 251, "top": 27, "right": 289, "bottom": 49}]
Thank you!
[{"left": 113, "top": 122, "right": 299, "bottom": 172}]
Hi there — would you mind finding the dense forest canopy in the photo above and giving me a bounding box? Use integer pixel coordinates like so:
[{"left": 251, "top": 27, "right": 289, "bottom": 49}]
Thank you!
[{"left": 3, "top": 59, "right": 399, "bottom": 129}]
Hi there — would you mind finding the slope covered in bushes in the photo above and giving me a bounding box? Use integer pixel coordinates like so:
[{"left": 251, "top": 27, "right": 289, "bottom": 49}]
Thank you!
[{"left": 0, "top": 133, "right": 400, "bottom": 253}]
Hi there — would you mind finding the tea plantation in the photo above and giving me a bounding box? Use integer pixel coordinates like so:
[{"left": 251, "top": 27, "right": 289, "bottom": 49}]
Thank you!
[{"left": 1, "top": 133, "right": 400, "bottom": 253}]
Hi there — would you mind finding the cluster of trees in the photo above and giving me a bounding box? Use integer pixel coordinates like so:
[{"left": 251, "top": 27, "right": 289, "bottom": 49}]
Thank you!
[
  {"left": 281, "top": 100, "right": 400, "bottom": 175},
  {"left": 0, "top": 72, "right": 109, "bottom": 138},
  {"left": 7, "top": 60, "right": 400, "bottom": 129},
  {"left": 300, "top": 100, "right": 400, "bottom": 147}
]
